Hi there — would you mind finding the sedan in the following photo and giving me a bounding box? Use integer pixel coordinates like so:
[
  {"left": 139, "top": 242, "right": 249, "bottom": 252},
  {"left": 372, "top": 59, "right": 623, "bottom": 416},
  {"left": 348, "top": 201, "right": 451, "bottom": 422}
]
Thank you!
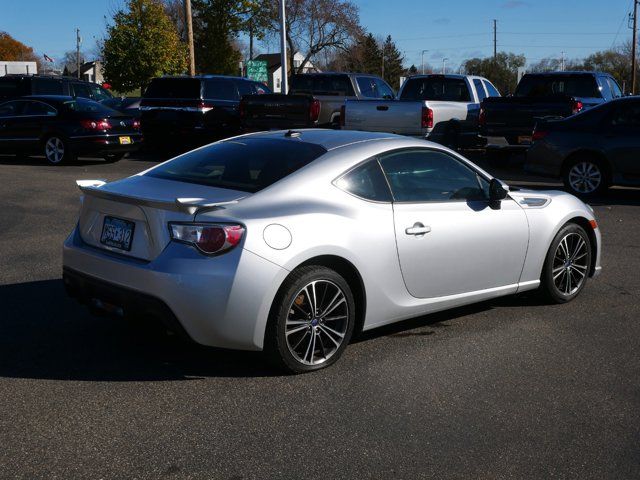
[
  {"left": 527, "top": 96, "right": 640, "bottom": 196},
  {"left": 0, "top": 96, "right": 142, "bottom": 164},
  {"left": 63, "top": 130, "right": 601, "bottom": 372}
]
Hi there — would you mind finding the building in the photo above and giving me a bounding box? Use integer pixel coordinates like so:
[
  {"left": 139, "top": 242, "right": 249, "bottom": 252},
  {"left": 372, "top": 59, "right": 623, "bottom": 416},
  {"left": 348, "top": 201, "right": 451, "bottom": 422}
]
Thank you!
[
  {"left": 253, "top": 52, "right": 319, "bottom": 93},
  {"left": 64, "top": 60, "right": 104, "bottom": 84},
  {"left": 0, "top": 61, "right": 38, "bottom": 76}
]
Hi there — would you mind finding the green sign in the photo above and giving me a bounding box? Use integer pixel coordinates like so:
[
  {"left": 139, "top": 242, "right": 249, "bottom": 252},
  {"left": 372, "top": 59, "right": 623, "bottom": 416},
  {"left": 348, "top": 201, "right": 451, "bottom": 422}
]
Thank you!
[{"left": 246, "top": 60, "right": 268, "bottom": 83}]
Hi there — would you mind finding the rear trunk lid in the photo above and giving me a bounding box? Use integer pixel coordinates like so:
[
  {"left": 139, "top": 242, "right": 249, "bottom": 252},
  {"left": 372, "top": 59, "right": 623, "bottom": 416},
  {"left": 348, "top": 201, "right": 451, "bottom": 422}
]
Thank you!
[{"left": 77, "top": 175, "right": 247, "bottom": 261}]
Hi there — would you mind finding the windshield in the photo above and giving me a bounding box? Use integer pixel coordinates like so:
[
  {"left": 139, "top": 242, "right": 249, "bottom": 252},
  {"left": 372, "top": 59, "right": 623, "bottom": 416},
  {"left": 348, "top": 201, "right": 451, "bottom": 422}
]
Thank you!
[
  {"left": 146, "top": 138, "right": 327, "bottom": 193},
  {"left": 63, "top": 98, "right": 119, "bottom": 115},
  {"left": 400, "top": 77, "right": 471, "bottom": 102},
  {"left": 515, "top": 75, "right": 601, "bottom": 98}
]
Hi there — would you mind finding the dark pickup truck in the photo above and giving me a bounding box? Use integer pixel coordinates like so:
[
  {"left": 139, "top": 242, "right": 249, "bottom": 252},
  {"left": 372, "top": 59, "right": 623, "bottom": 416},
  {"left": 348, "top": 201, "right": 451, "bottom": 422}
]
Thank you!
[
  {"left": 239, "top": 73, "right": 395, "bottom": 131},
  {"left": 479, "top": 71, "right": 623, "bottom": 145}
]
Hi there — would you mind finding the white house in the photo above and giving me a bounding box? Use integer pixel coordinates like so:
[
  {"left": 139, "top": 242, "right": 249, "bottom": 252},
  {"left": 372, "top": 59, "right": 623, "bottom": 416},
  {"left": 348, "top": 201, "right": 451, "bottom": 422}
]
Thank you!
[{"left": 253, "top": 52, "right": 319, "bottom": 93}]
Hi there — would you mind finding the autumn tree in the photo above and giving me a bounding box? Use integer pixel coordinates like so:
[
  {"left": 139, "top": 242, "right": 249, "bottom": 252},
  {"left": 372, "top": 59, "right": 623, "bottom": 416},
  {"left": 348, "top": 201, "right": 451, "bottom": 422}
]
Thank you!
[
  {"left": 0, "top": 32, "right": 39, "bottom": 63},
  {"left": 102, "top": 0, "right": 187, "bottom": 92}
]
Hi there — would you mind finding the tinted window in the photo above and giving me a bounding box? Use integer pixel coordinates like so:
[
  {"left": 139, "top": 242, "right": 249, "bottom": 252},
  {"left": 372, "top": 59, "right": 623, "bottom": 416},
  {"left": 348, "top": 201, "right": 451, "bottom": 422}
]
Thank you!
[
  {"left": 375, "top": 78, "right": 395, "bottom": 99},
  {"left": 483, "top": 80, "right": 501, "bottom": 97},
  {"left": 515, "top": 74, "right": 601, "bottom": 98},
  {"left": 598, "top": 76, "right": 612, "bottom": 100},
  {"left": 32, "top": 78, "right": 64, "bottom": 95},
  {"left": 62, "top": 98, "right": 118, "bottom": 115},
  {"left": 290, "top": 75, "right": 355, "bottom": 96},
  {"left": 608, "top": 77, "right": 623, "bottom": 98},
  {"left": 72, "top": 82, "right": 93, "bottom": 99},
  {"left": 336, "top": 160, "right": 391, "bottom": 202},
  {"left": 204, "top": 79, "right": 239, "bottom": 100},
  {"left": 400, "top": 77, "right": 471, "bottom": 102},
  {"left": 89, "top": 84, "right": 113, "bottom": 101},
  {"left": 609, "top": 102, "right": 640, "bottom": 128},
  {"left": 147, "top": 138, "right": 327, "bottom": 193},
  {"left": 236, "top": 81, "right": 253, "bottom": 97},
  {"left": 0, "top": 101, "right": 23, "bottom": 117},
  {"left": 144, "top": 78, "right": 201, "bottom": 98},
  {"left": 22, "top": 101, "right": 57, "bottom": 116},
  {"left": 473, "top": 79, "right": 487, "bottom": 101},
  {"left": 0, "top": 78, "right": 21, "bottom": 98},
  {"left": 379, "top": 149, "right": 488, "bottom": 202},
  {"left": 356, "top": 77, "right": 378, "bottom": 98}
]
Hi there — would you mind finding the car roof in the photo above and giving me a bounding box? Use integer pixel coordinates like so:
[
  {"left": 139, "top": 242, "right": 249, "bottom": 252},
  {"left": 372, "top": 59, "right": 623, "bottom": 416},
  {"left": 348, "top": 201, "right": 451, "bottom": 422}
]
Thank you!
[
  {"left": 230, "top": 129, "right": 403, "bottom": 151},
  {"left": 522, "top": 71, "right": 609, "bottom": 76}
]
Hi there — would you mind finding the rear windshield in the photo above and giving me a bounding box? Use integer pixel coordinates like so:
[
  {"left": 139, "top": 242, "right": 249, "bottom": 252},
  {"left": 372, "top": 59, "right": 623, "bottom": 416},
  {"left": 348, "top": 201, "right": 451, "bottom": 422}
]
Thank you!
[
  {"left": 290, "top": 75, "right": 355, "bottom": 96},
  {"left": 515, "top": 75, "right": 601, "bottom": 98},
  {"left": 203, "top": 79, "right": 239, "bottom": 100},
  {"left": 62, "top": 98, "right": 119, "bottom": 115},
  {"left": 146, "top": 138, "right": 327, "bottom": 193},
  {"left": 144, "top": 78, "right": 201, "bottom": 99},
  {"left": 400, "top": 77, "right": 471, "bottom": 102}
]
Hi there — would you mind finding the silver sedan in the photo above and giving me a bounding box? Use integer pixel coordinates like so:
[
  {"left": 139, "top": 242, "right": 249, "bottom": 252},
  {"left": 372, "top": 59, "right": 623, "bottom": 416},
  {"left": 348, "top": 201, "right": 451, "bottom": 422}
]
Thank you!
[{"left": 63, "top": 130, "right": 602, "bottom": 373}]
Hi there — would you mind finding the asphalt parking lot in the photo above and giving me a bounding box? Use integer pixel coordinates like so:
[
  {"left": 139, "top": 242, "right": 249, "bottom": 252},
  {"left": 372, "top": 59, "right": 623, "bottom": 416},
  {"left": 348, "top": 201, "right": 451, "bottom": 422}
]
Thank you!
[{"left": 0, "top": 150, "right": 639, "bottom": 479}]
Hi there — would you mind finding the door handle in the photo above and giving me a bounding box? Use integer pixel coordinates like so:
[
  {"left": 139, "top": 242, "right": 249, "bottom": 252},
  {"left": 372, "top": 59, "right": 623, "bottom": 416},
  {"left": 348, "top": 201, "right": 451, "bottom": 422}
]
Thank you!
[{"left": 405, "top": 223, "right": 431, "bottom": 235}]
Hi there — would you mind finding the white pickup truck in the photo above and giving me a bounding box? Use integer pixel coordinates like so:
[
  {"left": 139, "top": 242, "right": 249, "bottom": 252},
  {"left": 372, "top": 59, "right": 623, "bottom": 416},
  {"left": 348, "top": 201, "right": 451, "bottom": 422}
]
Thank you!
[{"left": 342, "top": 74, "right": 501, "bottom": 148}]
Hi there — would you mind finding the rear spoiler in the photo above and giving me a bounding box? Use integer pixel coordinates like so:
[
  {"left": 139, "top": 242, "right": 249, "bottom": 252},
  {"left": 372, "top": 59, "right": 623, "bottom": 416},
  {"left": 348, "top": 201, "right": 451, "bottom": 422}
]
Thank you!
[{"left": 76, "top": 180, "right": 241, "bottom": 215}]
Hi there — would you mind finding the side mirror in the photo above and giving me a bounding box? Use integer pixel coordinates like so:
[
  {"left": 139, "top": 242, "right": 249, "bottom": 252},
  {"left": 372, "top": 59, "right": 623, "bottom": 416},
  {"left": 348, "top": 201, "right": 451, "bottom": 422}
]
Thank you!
[{"left": 489, "top": 178, "right": 509, "bottom": 201}]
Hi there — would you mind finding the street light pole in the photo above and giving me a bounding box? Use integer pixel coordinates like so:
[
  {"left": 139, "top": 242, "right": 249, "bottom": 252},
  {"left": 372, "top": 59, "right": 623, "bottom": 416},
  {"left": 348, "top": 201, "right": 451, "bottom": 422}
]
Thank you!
[
  {"left": 442, "top": 58, "right": 448, "bottom": 74},
  {"left": 279, "top": 0, "right": 288, "bottom": 94},
  {"left": 421, "top": 50, "right": 428, "bottom": 74},
  {"left": 76, "top": 28, "right": 81, "bottom": 79},
  {"left": 632, "top": 0, "right": 638, "bottom": 94},
  {"left": 184, "top": 0, "right": 195, "bottom": 76}
]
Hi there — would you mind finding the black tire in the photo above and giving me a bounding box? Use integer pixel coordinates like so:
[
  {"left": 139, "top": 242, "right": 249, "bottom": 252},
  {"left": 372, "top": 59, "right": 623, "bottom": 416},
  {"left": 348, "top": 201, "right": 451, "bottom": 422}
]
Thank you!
[
  {"left": 505, "top": 135, "right": 520, "bottom": 146},
  {"left": 444, "top": 123, "right": 460, "bottom": 150},
  {"left": 264, "top": 265, "right": 356, "bottom": 374},
  {"left": 43, "top": 135, "right": 75, "bottom": 165},
  {"left": 103, "top": 153, "right": 127, "bottom": 163},
  {"left": 562, "top": 154, "right": 609, "bottom": 197},
  {"left": 540, "top": 223, "right": 592, "bottom": 304}
]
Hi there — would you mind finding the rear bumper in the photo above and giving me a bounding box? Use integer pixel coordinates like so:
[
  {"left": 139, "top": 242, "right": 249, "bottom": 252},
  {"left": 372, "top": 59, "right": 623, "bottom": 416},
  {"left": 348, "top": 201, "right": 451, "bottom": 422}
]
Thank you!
[
  {"left": 69, "top": 133, "right": 142, "bottom": 155},
  {"left": 62, "top": 227, "right": 289, "bottom": 350}
]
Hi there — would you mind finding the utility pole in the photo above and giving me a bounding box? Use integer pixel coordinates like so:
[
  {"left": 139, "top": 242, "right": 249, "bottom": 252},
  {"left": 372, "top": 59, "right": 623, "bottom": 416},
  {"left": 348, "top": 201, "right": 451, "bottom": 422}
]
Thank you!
[
  {"left": 561, "top": 51, "right": 565, "bottom": 71},
  {"left": 632, "top": 0, "right": 638, "bottom": 94},
  {"left": 184, "top": 0, "right": 195, "bottom": 76},
  {"left": 442, "top": 57, "right": 448, "bottom": 74},
  {"left": 76, "top": 28, "right": 81, "bottom": 79},
  {"left": 249, "top": 19, "right": 254, "bottom": 61},
  {"left": 279, "top": 0, "right": 288, "bottom": 94},
  {"left": 381, "top": 42, "right": 385, "bottom": 80},
  {"left": 421, "top": 50, "right": 428, "bottom": 74},
  {"left": 493, "top": 19, "right": 497, "bottom": 60}
]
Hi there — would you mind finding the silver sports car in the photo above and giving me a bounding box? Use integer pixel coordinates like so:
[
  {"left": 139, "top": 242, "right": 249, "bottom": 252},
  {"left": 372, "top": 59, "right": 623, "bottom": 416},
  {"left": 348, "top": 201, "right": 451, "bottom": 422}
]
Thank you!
[{"left": 63, "top": 130, "right": 602, "bottom": 372}]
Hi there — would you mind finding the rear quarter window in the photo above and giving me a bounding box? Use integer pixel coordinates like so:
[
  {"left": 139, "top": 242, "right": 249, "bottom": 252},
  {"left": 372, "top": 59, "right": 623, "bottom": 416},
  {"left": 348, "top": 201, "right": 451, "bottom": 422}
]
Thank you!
[
  {"left": 32, "top": 78, "right": 64, "bottom": 95},
  {"left": 146, "top": 138, "right": 327, "bottom": 193}
]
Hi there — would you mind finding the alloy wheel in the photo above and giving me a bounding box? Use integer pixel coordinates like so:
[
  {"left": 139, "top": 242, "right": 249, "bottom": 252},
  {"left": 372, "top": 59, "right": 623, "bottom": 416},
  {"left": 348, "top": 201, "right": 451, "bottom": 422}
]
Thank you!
[
  {"left": 552, "top": 232, "right": 589, "bottom": 296},
  {"left": 45, "top": 137, "right": 65, "bottom": 164},
  {"left": 568, "top": 161, "right": 602, "bottom": 194},
  {"left": 285, "top": 280, "right": 349, "bottom": 366}
]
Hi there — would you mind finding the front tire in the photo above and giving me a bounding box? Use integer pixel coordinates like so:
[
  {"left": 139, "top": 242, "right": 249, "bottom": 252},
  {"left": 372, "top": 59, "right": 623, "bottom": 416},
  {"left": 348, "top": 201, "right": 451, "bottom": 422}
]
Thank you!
[
  {"left": 44, "top": 136, "right": 75, "bottom": 165},
  {"left": 540, "top": 223, "right": 592, "bottom": 303},
  {"left": 265, "top": 266, "right": 356, "bottom": 373}
]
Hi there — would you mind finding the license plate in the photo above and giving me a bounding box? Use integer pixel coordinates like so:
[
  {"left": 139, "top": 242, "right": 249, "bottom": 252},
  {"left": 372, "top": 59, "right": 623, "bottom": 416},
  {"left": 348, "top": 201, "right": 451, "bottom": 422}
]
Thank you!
[
  {"left": 517, "top": 135, "right": 532, "bottom": 145},
  {"left": 100, "top": 216, "right": 135, "bottom": 251},
  {"left": 119, "top": 136, "right": 132, "bottom": 145}
]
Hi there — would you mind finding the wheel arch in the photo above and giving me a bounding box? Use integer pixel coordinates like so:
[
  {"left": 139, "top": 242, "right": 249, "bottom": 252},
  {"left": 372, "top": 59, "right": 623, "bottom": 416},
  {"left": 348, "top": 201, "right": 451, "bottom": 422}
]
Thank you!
[
  {"left": 561, "top": 149, "right": 612, "bottom": 182},
  {"left": 563, "top": 216, "right": 599, "bottom": 277}
]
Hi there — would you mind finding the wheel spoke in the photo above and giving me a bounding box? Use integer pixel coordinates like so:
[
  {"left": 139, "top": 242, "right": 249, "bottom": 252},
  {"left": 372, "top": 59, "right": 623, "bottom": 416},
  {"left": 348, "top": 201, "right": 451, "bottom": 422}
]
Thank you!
[
  {"left": 286, "top": 325, "right": 309, "bottom": 336},
  {"left": 291, "top": 330, "right": 309, "bottom": 351},
  {"left": 323, "top": 315, "right": 347, "bottom": 322},
  {"left": 318, "top": 325, "right": 341, "bottom": 348}
]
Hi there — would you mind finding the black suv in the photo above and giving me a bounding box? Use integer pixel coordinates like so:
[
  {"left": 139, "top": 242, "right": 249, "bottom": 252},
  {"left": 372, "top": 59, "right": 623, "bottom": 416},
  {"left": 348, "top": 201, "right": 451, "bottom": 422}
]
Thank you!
[
  {"left": 0, "top": 75, "right": 113, "bottom": 103},
  {"left": 139, "top": 75, "right": 271, "bottom": 148}
]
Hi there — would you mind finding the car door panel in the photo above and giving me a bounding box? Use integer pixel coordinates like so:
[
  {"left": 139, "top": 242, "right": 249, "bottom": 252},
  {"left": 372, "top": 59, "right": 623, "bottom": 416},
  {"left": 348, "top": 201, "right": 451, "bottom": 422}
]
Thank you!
[{"left": 603, "top": 101, "right": 640, "bottom": 180}]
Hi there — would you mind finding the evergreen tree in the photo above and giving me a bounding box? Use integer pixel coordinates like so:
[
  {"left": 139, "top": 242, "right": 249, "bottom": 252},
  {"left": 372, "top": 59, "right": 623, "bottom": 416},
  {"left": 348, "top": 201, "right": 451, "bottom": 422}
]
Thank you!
[{"left": 381, "top": 35, "right": 404, "bottom": 90}]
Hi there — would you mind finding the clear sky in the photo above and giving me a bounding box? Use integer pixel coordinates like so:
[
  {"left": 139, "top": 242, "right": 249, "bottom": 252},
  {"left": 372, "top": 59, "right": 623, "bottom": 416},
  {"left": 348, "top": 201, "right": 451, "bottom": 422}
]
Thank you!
[{"left": 1, "top": 0, "right": 636, "bottom": 69}]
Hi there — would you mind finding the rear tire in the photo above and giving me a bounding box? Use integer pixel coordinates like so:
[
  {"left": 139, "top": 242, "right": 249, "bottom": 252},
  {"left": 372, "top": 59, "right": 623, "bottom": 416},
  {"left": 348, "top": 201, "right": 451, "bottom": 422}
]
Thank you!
[
  {"left": 43, "top": 136, "right": 75, "bottom": 165},
  {"left": 264, "top": 266, "right": 356, "bottom": 374},
  {"left": 562, "top": 155, "right": 609, "bottom": 197},
  {"left": 103, "top": 153, "right": 126, "bottom": 163},
  {"left": 540, "top": 223, "right": 592, "bottom": 303}
]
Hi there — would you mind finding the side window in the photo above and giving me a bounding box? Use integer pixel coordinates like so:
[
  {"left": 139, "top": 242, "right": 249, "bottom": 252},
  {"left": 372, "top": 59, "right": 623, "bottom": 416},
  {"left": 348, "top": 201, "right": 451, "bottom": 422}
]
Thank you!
[
  {"left": 379, "top": 149, "right": 489, "bottom": 202},
  {"left": 610, "top": 103, "right": 640, "bottom": 128},
  {"left": 72, "top": 83, "right": 93, "bottom": 99},
  {"left": 375, "top": 79, "right": 395, "bottom": 99},
  {"left": 473, "top": 79, "right": 487, "bottom": 102},
  {"left": 335, "top": 160, "right": 392, "bottom": 202},
  {"left": 608, "top": 77, "right": 623, "bottom": 98},
  {"left": 598, "top": 76, "right": 612, "bottom": 100},
  {"left": 356, "top": 77, "right": 378, "bottom": 98},
  {"left": 0, "top": 101, "right": 24, "bottom": 117},
  {"left": 204, "top": 79, "right": 239, "bottom": 100},
  {"left": 22, "top": 101, "right": 57, "bottom": 116},
  {"left": 32, "top": 78, "right": 64, "bottom": 95},
  {"left": 483, "top": 80, "right": 501, "bottom": 97}
]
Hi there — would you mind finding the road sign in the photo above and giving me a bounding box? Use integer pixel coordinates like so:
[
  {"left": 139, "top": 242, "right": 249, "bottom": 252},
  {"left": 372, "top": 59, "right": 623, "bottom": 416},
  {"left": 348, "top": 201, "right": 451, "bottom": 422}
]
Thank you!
[{"left": 246, "top": 60, "right": 268, "bottom": 83}]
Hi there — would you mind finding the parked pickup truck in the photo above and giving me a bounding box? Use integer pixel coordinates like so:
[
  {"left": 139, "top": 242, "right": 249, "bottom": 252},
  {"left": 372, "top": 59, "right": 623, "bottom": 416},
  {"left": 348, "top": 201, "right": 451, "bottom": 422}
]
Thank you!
[
  {"left": 479, "top": 71, "right": 623, "bottom": 145},
  {"left": 342, "top": 74, "right": 500, "bottom": 147},
  {"left": 240, "top": 72, "right": 395, "bottom": 131}
]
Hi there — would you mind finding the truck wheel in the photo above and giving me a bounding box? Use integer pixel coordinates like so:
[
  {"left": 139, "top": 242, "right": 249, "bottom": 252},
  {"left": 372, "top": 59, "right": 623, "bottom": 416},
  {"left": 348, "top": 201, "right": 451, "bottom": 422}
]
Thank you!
[{"left": 444, "top": 124, "right": 460, "bottom": 150}]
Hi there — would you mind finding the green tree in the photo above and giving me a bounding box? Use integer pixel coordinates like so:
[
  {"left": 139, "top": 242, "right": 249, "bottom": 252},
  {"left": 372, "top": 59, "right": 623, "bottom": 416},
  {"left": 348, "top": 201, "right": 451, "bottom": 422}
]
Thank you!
[
  {"left": 463, "top": 52, "right": 525, "bottom": 95},
  {"left": 381, "top": 35, "right": 404, "bottom": 90},
  {"left": 102, "top": 0, "right": 186, "bottom": 92},
  {"left": 192, "top": 0, "right": 243, "bottom": 74}
]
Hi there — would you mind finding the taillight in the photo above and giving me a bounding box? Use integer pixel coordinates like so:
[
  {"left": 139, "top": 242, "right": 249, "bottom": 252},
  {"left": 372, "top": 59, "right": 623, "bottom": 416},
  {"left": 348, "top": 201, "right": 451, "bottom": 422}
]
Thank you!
[
  {"left": 132, "top": 119, "right": 140, "bottom": 129},
  {"left": 421, "top": 106, "right": 433, "bottom": 129},
  {"left": 572, "top": 100, "right": 583, "bottom": 115},
  {"left": 532, "top": 129, "right": 548, "bottom": 142},
  {"left": 478, "top": 107, "right": 486, "bottom": 127},
  {"left": 309, "top": 99, "right": 321, "bottom": 123},
  {"left": 81, "top": 119, "right": 111, "bottom": 130},
  {"left": 170, "top": 223, "right": 245, "bottom": 255},
  {"left": 340, "top": 105, "right": 346, "bottom": 128},
  {"left": 198, "top": 101, "right": 214, "bottom": 113}
]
